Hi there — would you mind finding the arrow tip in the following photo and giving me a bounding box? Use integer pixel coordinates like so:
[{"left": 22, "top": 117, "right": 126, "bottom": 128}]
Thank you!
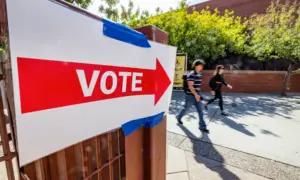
[{"left": 154, "top": 58, "right": 171, "bottom": 105}]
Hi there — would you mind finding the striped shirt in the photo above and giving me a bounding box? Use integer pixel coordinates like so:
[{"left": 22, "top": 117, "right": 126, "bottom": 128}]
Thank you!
[{"left": 186, "top": 71, "right": 202, "bottom": 94}]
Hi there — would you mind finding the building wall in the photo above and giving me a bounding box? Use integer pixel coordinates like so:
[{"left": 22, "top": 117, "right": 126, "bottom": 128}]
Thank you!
[
  {"left": 201, "top": 70, "right": 300, "bottom": 93},
  {"left": 289, "top": 74, "right": 300, "bottom": 92},
  {"left": 188, "top": 0, "right": 290, "bottom": 17}
]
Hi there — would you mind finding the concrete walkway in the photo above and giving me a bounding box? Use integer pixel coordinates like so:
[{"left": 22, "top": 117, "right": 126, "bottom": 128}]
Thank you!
[
  {"left": 167, "top": 145, "right": 268, "bottom": 180},
  {"left": 167, "top": 92, "right": 300, "bottom": 179}
]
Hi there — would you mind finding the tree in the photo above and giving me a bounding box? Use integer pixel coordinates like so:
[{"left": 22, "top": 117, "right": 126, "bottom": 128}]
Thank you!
[
  {"left": 99, "top": 0, "right": 120, "bottom": 21},
  {"left": 246, "top": 2, "right": 300, "bottom": 61},
  {"left": 129, "top": 7, "right": 246, "bottom": 66},
  {"left": 64, "top": 0, "right": 92, "bottom": 9},
  {"left": 120, "top": 1, "right": 151, "bottom": 26},
  {"left": 0, "top": 27, "right": 7, "bottom": 60},
  {"left": 246, "top": 2, "right": 300, "bottom": 96},
  {"left": 0, "top": 42, "right": 4, "bottom": 58},
  {"left": 124, "top": 9, "right": 150, "bottom": 27},
  {"left": 98, "top": 0, "right": 150, "bottom": 25},
  {"left": 155, "top": 7, "right": 163, "bottom": 15}
]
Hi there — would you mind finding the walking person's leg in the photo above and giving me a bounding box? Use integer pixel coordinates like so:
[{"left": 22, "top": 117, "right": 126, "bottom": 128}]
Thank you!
[
  {"left": 194, "top": 98, "right": 209, "bottom": 133},
  {"left": 215, "top": 91, "right": 222, "bottom": 110},
  {"left": 217, "top": 91, "right": 227, "bottom": 116},
  {"left": 177, "top": 95, "right": 194, "bottom": 124},
  {"left": 205, "top": 91, "right": 217, "bottom": 110}
]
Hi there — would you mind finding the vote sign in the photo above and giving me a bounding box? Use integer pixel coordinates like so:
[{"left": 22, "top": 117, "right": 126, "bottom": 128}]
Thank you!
[
  {"left": 18, "top": 57, "right": 170, "bottom": 113},
  {"left": 7, "top": 0, "right": 176, "bottom": 166}
]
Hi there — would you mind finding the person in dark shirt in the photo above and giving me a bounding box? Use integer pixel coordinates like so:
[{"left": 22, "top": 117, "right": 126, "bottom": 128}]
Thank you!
[
  {"left": 177, "top": 59, "right": 209, "bottom": 133},
  {"left": 205, "top": 65, "right": 232, "bottom": 116}
]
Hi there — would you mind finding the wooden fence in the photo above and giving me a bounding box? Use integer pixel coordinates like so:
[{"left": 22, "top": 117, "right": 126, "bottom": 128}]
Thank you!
[
  {"left": 1, "top": 0, "right": 19, "bottom": 179},
  {"left": 22, "top": 129, "right": 125, "bottom": 180},
  {"left": 0, "top": 79, "right": 18, "bottom": 180}
]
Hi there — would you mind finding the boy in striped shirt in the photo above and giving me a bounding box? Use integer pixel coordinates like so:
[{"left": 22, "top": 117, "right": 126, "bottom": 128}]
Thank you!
[{"left": 177, "top": 59, "right": 209, "bottom": 133}]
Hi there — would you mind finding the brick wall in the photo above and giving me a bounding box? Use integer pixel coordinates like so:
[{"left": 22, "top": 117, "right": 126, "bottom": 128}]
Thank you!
[
  {"left": 135, "top": 25, "right": 169, "bottom": 45},
  {"left": 200, "top": 70, "right": 300, "bottom": 93},
  {"left": 188, "top": 0, "right": 294, "bottom": 18},
  {"left": 289, "top": 74, "right": 300, "bottom": 92}
]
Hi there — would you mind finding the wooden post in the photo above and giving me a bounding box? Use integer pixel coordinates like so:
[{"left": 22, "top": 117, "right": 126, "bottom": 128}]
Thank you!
[
  {"left": 125, "top": 25, "right": 169, "bottom": 180},
  {"left": 144, "top": 117, "right": 167, "bottom": 180},
  {"left": 138, "top": 26, "right": 168, "bottom": 180},
  {"left": 125, "top": 128, "right": 144, "bottom": 180}
]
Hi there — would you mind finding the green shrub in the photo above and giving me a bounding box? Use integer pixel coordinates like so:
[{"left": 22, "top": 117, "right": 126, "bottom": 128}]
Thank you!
[
  {"left": 245, "top": 2, "right": 300, "bottom": 62},
  {"left": 130, "top": 8, "right": 247, "bottom": 65}
]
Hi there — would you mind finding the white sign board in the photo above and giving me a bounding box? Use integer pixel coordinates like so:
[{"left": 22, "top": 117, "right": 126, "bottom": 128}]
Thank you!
[{"left": 6, "top": 0, "right": 176, "bottom": 166}]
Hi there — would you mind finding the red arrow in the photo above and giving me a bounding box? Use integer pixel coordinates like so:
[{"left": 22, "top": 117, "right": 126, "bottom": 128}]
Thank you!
[{"left": 17, "top": 57, "right": 171, "bottom": 114}]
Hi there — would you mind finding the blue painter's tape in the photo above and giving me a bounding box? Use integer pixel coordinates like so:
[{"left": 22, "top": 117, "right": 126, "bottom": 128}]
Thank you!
[
  {"left": 102, "top": 19, "right": 151, "bottom": 48},
  {"left": 144, "top": 112, "right": 165, "bottom": 128},
  {"left": 122, "top": 112, "right": 165, "bottom": 136}
]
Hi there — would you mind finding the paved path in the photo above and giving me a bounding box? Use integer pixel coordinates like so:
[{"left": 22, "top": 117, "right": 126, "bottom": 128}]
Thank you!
[
  {"left": 166, "top": 145, "right": 268, "bottom": 180},
  {"left": 167, "top": 92, "right": 300, "bottom": 179}
]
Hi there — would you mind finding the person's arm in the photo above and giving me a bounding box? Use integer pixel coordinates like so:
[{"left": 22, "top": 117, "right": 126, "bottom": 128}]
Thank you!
[
  {"left": 220, "top": 76, "right": 228, "bottom": 86},
  {"left": 221, "top": 76, "right": 233, "bottom": 89},
  {"left": 188, "top": 80, "right": 201, "bottom": 102}
]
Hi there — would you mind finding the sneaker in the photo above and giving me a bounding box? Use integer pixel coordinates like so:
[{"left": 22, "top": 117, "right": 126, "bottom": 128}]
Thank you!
[
  {"left": 200, "top": 128, "right": 210, "bottom": 133},
  {"left": 176, "top": 116, "right": 183, "bottom": 125},
  {"left": 204, "top": 104, "right": 208, "bottom": 110},
  {"left": 221, "top": 112, "right": 228, "bottom": 116}
]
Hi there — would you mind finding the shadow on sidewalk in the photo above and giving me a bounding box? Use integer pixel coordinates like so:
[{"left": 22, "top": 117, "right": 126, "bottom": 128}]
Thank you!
[
  {"left": 170, "top": 92, "right": 255, "bottom": 137},
  {"left": 170, "top": 91, "right": 300, "bottom": 121},
  {"left": 178, "top": 124, "right": 240, "bottom": 180},
  {"left": 211, "top": 113, "right": 255, "bottom": 137},
  {"left": 169, "top": 91, "right": 300, "bottom": 138},
  {"left": 225, "top": 95, "right": 299, "bottom": 120}
]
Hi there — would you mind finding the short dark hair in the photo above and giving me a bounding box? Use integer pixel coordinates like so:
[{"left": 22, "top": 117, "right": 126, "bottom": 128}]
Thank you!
[{"left": 193, "top": 59, "right": 205, "bottom": 68}]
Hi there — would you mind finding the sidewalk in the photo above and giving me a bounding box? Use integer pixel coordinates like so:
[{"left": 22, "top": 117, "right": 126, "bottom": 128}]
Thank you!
[
  {"left": 167, "top": 91, "right": 300, "bottom": 180},
  {"left": 167, "top": 145, "right": 268, "bottom": 180}
]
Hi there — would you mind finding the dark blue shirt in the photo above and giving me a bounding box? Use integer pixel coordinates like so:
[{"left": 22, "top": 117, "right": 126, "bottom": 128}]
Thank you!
[{"left": 186, "top": 71, "right": 202, "bottom": 94}]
